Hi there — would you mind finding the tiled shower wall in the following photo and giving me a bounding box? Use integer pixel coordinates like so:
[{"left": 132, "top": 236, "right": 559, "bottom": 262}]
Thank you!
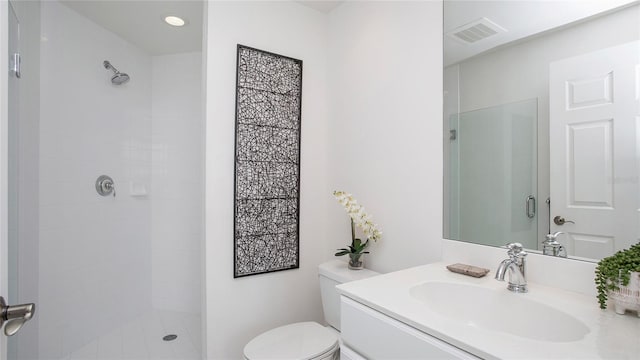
[
  {"left": 37, "top": 1, "right": 203, "bottom": 357},
  {"left": 38, "top": 1, "right": 153, "bottom": 357},
  {"left": 151, "top": 52, "right": 203, "bottom": 314}
]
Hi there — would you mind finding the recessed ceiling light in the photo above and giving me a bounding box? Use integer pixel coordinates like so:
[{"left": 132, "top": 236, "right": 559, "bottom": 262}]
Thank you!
[{"left": 164, "top": 16, "right": 186, "bottom": 27}]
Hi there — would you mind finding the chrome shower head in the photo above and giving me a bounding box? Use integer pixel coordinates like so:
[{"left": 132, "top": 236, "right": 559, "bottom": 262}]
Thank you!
[
  {"left": 111, "top": 72, "right": 130, "bottom": 85},
  {"left": 103, "top": 60, "right": 130, "bottom": 85}
]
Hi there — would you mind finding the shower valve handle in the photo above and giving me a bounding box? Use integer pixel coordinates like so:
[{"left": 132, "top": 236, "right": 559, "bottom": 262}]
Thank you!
[
  {"left": 104, "top": 181, "right": 116, "bottom": 197},
  {"left": 96, "top": 175, "right": 116, "bottom": 197}
]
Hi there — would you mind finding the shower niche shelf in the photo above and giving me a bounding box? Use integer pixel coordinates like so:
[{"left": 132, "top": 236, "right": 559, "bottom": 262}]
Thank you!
[{"left": 129, "top": 182, "right": 148, "bottom": 197}]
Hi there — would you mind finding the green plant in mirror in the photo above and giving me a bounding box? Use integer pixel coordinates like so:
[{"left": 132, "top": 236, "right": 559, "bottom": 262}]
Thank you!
[{"left": 595, "top": 243, "right": 640, "bottom": 309}]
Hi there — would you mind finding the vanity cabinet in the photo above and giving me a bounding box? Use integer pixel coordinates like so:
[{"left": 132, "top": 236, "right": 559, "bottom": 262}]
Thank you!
[{"left": 340, "top": 296, "right": 479, "bottom": 359}]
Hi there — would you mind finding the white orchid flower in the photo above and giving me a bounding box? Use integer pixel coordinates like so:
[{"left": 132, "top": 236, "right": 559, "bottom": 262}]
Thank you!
[{"left": 333, "top": 190, "right": 382, "bottom": 242}]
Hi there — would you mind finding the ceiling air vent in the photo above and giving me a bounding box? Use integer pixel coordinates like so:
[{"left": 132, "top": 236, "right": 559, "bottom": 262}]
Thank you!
[{"left": 446, "top": 17, "right": 506, "bottom": 44}]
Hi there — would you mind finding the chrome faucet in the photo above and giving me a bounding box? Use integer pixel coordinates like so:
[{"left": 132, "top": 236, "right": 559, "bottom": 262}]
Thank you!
[
  {"left": 495, "top": 243, "right": 528, "bottom": 293},
  {"left": 542, "top": 231, "right": 567, "bottom": 258}
]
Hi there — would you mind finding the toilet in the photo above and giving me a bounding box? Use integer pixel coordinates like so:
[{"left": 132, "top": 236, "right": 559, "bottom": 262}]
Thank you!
[{"left": 243, "top": 260, "right": 379, "bottom": 360}]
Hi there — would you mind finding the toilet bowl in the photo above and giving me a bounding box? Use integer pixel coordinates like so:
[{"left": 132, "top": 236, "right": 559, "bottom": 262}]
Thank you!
[
  {"left": 243, "top": 322, "right": 339, "bottom": 360},
  {"left": 243, "top": 260, "right": 379, "bottom": 360}
]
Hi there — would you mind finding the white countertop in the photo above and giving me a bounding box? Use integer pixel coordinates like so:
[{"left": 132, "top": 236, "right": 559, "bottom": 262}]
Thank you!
[{"left": 337, "top": 262, "right": 640, "bottom": 359}]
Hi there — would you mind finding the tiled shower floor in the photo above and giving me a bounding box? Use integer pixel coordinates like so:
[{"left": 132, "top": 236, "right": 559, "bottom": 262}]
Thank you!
[{"left": 62, "top": 310, "right": 201, "bottom": 360}]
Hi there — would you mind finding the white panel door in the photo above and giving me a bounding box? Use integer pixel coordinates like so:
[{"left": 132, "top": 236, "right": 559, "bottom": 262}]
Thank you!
[{"left": 550, "top": 41, "right": 640, "bottom": 259}]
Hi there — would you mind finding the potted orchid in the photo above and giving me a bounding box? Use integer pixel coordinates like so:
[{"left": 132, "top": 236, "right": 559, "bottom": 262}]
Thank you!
[{"left": 333, "top": 191, "right": 382, "bottom": 270}]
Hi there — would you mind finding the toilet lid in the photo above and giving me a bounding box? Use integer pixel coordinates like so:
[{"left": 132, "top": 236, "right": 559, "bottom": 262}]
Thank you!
[{"left": 244, "top": 322, "right": 339, "bottom": 360}]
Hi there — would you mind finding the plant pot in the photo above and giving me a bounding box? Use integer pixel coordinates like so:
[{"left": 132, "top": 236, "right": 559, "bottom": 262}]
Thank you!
[
  {"left": 348, "top": 254, "right": 364, "bottom": 270},
  {"left": 610, "top": 271, "right": 640, "bottom": 316}
]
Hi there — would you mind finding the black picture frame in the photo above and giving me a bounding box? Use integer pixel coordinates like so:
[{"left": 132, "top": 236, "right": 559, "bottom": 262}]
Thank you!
[{"left": 233, "top": 45, "right": 303, "bottom": 278}]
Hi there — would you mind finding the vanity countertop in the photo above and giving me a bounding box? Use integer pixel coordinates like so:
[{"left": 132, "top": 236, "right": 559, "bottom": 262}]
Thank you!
[{"left": 337, "top": 262, "right": 640, "bottom": 359}]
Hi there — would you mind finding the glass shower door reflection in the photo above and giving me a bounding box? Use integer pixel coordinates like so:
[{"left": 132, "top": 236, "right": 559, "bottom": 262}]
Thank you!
[{"left": 448, "top": 99, "right": 538, "bottom": 249}]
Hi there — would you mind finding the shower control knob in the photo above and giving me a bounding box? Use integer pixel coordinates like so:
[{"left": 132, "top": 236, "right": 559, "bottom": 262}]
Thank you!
[{"left": 96, "top": 175, "right": 116, "bottom": 197}]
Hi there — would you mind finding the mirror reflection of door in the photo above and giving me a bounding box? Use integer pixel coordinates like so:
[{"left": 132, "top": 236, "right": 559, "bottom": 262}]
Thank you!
[
  {"left": 549, "top": 41, "right": 640, "bottom": 260},
  {"left": 444, "top": 1, "right": 640, "bottom": 260}
]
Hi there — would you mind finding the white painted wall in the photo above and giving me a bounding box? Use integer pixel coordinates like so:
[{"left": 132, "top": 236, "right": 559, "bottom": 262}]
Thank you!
[
  {"left": 151, "top": 52, "right": 203, "bottom": 314},
  {"left": 39, "top": 1, "right": 152, "bottom": 357},
  {"left": 205, "top": 1, "right": 442, "bottom": 357},
  {"left": 205, "top": 1, "right": 331, "bottom": 358},
  {"left": 326, "top": 1, "right": 443, "bottom": 274},
  {"left": 448, "top": 4, "right": 640, "bottom": 248}
]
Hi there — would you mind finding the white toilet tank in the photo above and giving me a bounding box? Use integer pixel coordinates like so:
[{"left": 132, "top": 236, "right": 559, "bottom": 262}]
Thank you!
[{"left": 318, "top": 260, "right": 379, "bottom": 331}]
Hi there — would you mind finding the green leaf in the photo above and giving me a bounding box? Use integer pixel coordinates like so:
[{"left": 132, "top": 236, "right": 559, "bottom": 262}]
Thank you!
[
  {"left": 594, "top": 242, "right": 640, "bottom": 309},
  {"left": 353, "top": 239, "right": 369, "bottom": 252}
]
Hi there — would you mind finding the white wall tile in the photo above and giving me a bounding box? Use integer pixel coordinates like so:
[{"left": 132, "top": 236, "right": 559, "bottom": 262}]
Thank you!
[{"left": 150, "top": 52, "right": 203, "bottom": 314}]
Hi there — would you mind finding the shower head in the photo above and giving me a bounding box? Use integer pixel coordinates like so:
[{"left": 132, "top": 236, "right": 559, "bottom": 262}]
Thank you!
[
  {"left": 111, "top": 72, "right": 130, "bottom": 85},
  {"left": 103, "top": 60, "right": 130, "bottom": 85}
]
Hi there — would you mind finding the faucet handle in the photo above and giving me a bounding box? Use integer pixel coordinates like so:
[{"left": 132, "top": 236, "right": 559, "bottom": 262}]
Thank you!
[
  {"left": 545, "top": 231, "right": 565, "bottom": 241},
  {"left": 506, "top": 242, "right": 527, "bottom": 258},
  {"left": 506, "top": 242, "right": 523, "bottom": 251}
]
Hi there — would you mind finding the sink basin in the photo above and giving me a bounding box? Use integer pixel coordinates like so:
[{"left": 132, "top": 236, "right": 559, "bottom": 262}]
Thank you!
[{"left": 409, "top": 282, "right": 590, "bottom": 342}]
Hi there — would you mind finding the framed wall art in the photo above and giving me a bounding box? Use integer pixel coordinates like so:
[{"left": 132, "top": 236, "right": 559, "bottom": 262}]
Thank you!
[{"left": 233, "top": 45, "right": 303, "bottom": 278}]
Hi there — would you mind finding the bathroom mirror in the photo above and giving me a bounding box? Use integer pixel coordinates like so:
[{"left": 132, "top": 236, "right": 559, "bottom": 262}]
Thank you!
[{"left": 443, "top": 0, "right": 640, "bottom": 262}]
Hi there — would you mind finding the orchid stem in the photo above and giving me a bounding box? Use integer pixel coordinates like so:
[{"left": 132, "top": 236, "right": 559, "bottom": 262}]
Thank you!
[{"left": 350, "top": 218, "right": 356, "bottom": 244}]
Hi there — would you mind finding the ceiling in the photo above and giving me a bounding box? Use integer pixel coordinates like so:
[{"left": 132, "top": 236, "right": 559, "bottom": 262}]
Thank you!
[
  {"left": 444, "top": 0, "right": 638, "bottom": 66},
  {"left": 60, "top": 0, "right": 204, "bottom": 56},
  {"left": 60, "top": 0, "right": 343, "bottom": 55},
  {"left": 59, "top": 0, "right": 635, "bottom": 61},
  {"left": 295, "top": 0, "right": 344, "bottom": 13}
]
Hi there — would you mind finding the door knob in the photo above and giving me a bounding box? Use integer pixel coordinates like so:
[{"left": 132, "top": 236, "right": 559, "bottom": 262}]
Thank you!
[
  {"left": 553, "top": 216, "right": 575, "bottom": 226},
  {"left": 0, "top": 296, "right": 35, "bottom": 336}
]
